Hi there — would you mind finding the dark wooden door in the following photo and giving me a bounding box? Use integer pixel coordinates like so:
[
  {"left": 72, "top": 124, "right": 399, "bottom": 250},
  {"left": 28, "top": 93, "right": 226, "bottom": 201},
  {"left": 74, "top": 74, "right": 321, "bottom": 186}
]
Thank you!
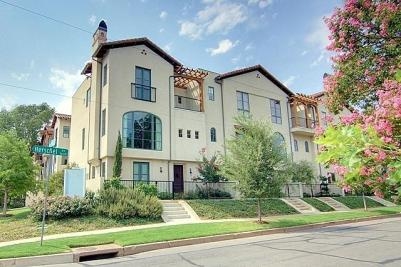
[{"left": 173, "top": 165, "right": 184, "bottom": 193}]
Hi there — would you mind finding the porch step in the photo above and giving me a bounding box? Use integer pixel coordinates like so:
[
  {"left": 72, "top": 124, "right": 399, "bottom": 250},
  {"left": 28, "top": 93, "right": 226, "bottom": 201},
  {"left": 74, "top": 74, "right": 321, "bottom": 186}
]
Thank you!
[
  {"left": 281, "top": 198, "right": 319, "bottom": 214},
  {"left": 367, "top": 196, "right": 396, "bottom": 207},
  {"left": 318, "top": 197, "right": 350, "bottom": 211},
  {"left": 161, "top": 200, "right": 200, "bottom": 223}
]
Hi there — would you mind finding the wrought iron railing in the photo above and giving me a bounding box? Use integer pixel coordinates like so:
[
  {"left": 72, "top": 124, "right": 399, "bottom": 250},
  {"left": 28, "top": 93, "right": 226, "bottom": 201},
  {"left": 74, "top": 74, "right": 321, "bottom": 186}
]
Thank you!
[
  {"left": 174, "top": 95, "right": 201, "bottom": 112},
  {"left": 131, "top": 83, "right": 156, "bottom": 102},
  {"left": 290, "top": 117, "right": 318, "bottom": 129}
]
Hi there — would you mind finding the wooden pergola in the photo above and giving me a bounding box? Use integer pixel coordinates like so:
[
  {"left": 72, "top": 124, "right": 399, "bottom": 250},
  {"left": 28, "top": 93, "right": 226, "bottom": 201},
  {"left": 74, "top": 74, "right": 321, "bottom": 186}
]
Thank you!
[
  {"left": 290, "top": 93, "right": 320, "bottom": 128},
  {"left": 174, "top": 66, "right": 208, "bottom": 111}
]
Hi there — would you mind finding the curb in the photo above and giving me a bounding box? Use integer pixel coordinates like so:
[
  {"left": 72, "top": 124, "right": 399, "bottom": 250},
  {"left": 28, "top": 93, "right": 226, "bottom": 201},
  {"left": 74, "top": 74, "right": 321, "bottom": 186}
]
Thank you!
[{"left": 1, "top": 213, "right": 400, "bottom": 267}]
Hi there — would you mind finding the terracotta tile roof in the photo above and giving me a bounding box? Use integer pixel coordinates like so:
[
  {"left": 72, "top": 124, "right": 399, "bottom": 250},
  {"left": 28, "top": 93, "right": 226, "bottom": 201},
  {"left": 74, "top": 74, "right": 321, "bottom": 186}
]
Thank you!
[
  {"left": 51, "top": 113, "right": 71, "bottom": 128},
  {"left": 92, "top": 37, "right": 182, "bottom": 67},
  {"left": 215, "top": 65, "right": 294, "bottom": 96},
  {"left": 311, "top": 91, "right": 325, "bottom": 98}
]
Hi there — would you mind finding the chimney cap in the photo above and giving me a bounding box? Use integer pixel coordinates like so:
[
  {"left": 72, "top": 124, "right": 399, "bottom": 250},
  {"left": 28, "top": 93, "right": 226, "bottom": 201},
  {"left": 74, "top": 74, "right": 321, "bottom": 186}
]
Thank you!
[{"left": 98, "top": 20, "right": 107, "bottom": 31}]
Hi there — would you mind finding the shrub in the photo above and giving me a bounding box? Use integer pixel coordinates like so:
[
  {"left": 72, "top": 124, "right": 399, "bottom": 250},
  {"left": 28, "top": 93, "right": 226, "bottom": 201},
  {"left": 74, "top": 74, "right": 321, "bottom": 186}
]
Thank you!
[
  {"left": 95, "top": 187, "right": 162, "bottom": 220},
  {"left": 48, "top": 171, "right": 64, "bottom": 196},
  {"left": 195, "top": 186, "right": 231, "bottom": 199},
  {"left": 30, "top": 196, "right": 93, "bottom": 220},
  {"left": 157, "top": 192, "right": 173, "bottom": 200},
  {"left": 103, "top": 177, "right": 124, "bottom": 190},
  {"left": 135, "top": 183, "right": 157, "bottom": 197}
]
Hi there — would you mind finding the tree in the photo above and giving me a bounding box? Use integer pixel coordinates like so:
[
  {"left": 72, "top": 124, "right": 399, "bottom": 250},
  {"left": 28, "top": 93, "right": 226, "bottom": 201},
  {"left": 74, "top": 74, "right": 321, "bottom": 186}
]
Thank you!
[
  {"left": 324, "top": 0, "right": 401, "bottom": 113},
  {"left": 287, "top": 161, "right": 315, "bottom": 184},
  {"left": 222, "top": 117, "right": 289, "bottom": 222},
  {"left": 0, "top": 103, "right": 54, "bottom": 147},
  {"left": 112, "top": 131, "right": 122, "bottom": 178},
  {"left": 196, "top": 153, "right": 225, "bottom": 183},
  {"left": 0, "top": 132, "right": 38, "bottom": 216}
]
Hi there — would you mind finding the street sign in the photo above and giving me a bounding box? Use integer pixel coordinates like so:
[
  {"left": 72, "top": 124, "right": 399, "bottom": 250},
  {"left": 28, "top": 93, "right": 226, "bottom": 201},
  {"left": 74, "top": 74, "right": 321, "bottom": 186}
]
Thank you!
[{"left": 32, "top": 145, "right": 68, "bottom": 156}]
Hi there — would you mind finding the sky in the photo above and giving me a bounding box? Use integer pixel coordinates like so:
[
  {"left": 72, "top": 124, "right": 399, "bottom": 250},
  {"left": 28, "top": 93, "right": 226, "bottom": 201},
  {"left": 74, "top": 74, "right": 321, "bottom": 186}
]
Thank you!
[{"left": 0, "top": 0, "right": 342, "bottom": 114}]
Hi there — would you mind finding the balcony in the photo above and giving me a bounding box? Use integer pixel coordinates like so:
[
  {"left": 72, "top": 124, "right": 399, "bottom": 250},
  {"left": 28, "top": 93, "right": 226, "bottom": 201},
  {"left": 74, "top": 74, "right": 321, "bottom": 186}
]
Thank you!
[
  {"left": 174, "top": 95, "right": 201, "bottom": 112},
  {"left": 290, "top": 117, "right": 318, "bottom": 136},
  {"left": 131, "top": 83, "right": 156, "bottom": 102}
]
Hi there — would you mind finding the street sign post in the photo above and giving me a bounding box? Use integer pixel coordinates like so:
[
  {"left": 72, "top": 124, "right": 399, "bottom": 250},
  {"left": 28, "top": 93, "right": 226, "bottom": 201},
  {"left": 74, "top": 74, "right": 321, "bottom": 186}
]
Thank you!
[{"left": 32, "top": 145, "right": 68, "bottom": 156}]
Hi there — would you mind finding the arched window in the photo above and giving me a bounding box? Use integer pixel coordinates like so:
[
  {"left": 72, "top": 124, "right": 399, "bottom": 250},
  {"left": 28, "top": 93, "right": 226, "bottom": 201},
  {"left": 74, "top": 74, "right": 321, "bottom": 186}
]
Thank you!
[
  {"left": 122, "top": 111, "right": 162, "bottom": 150},
  {"left": 273, "top": 132, "right": 285, "bottom": 148},
  {"left": 210, "top": 127, "right": 216, "bottom": 142},
  {"left": 294, "top": 139, "right": 298, "bottom": 152},
  {"left": 305, "top": 141, "right": 309, "bottom": 152}
]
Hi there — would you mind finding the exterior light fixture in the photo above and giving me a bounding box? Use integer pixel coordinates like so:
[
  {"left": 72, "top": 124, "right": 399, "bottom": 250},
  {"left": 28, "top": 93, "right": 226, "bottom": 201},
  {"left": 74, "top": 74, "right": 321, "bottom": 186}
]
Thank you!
[{"left": 160, "top": 167, "right": 163, "bottom": 173}]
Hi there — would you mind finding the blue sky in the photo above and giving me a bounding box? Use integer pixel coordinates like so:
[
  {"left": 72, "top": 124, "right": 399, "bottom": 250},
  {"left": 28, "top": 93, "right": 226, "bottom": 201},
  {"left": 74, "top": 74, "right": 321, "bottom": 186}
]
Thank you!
[{"left": 0, "top": 0, "right": 342, "bottom": 114}]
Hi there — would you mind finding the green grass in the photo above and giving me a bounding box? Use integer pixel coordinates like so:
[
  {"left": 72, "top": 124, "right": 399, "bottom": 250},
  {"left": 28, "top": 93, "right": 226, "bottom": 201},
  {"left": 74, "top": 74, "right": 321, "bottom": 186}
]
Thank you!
[
  {"left": 186, "top": 199, "right": 298, "bottom": 219},
  {"left": 302, "top": 198, "right": 334, "bottom": 212},
  {"left": 1, "top": 206, "right": 401, "bottom": 259},
  {"left": 0, "top": 208, "right": 162, "bottom": 242},
  {"left": 333, "top": 196, "right": 384, "bottom": 209}
]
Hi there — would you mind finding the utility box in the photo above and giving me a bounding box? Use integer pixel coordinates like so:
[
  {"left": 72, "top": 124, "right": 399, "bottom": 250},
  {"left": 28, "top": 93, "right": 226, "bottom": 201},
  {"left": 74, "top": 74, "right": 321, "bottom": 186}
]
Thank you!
[{"left": 64, "top": 168, "right": 85, "bottom": 197}]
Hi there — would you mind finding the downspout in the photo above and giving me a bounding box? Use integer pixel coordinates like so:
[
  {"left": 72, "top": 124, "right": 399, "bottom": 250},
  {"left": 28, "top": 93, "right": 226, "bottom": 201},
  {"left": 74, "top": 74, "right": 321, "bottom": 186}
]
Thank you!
[
  {"left": 168, "top": 75, "right": 173, "bottom": 184},
  {"left": 286, "top": 97, "right": 294, "bottom": 161},
  {"left": 215, "top": 78, "right": 226, "bottom": 156}
]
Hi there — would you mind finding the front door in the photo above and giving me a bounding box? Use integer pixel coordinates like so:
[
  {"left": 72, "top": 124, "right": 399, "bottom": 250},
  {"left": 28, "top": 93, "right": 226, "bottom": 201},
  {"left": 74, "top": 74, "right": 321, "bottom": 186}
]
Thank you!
[{"left": 173, "top": 165, "right": 184, "bottom": 193}]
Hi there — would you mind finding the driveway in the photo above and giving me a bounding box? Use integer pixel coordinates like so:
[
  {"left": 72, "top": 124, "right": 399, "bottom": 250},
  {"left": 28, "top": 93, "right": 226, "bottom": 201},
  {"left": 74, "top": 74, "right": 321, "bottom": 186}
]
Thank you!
[{"left": 39, "top": 217, "right": 401, "bottom": 267}]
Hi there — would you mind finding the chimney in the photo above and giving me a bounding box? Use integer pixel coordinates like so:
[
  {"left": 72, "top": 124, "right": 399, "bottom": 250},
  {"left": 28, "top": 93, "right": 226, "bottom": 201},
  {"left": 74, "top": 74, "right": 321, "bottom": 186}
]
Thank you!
[{"left": 92, "top": 20, "right": 107, "bottom": 53}]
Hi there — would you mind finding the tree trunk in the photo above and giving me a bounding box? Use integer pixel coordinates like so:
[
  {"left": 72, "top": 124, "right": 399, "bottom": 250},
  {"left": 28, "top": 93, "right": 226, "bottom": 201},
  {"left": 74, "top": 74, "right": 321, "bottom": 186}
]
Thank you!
[
  {"left": 257, "top": 197, "right": 262, "bottom": 223},
  {"left": 2, "top": 190, "right": 7, "bottom": 216},
  {"left": 362, "top": 192, "right": 367, "bottom": 211}
]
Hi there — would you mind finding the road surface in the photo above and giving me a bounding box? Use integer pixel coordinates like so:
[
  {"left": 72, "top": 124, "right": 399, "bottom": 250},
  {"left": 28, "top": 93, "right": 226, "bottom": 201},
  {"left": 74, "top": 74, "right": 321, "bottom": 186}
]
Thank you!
[{"left": 41, "top": 217, "right": 401, "bottom": 267}]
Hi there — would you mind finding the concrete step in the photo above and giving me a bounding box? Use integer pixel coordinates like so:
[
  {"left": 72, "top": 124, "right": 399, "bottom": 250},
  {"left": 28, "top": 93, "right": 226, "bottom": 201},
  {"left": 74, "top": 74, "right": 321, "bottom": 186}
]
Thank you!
[
  {"left": 318, "top": 197, "right": 350, "bottom": 211},
  {"left": 281, "top": 198, "right": 319, "bottom": 214},
  {"left": 163, "top": 210, "right": 189, "bottom": 216},
  {"left": 164, "top": 214, "right": 192, "bottom": 219},
  {"left": 161, "top": 200, "right": 200, "bottom": 223}
]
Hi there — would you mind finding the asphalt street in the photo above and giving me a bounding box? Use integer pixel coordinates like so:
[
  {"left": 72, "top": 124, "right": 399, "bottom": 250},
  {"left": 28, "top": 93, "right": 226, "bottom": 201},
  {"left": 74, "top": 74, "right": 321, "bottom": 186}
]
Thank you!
[{"left": 39, "top": 217, "right": 401, "bottom": 267}]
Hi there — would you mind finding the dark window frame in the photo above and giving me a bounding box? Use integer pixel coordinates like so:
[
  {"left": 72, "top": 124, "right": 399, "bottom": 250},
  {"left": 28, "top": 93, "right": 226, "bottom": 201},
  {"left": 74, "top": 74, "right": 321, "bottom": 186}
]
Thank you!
[
  {"left": 208, "top": 86, "right": 215, "bottom": 101},
  {"left": 210, "top": 127, "right": 216, "bottom": 142},
  {"left": 101, "top": 108, "right": 106, "bottom": 136},
  {"left": 236, "top": 91, "right": 250, "bottom": 114},
  {"left": 133, "top": 161, "right": 150, "bottom": 181},
  {"left": 270, "top": 99, "right": 282, "bottom": 124},
  {"left": 62, "top": 126, "right": 70, "bottom": 138}
]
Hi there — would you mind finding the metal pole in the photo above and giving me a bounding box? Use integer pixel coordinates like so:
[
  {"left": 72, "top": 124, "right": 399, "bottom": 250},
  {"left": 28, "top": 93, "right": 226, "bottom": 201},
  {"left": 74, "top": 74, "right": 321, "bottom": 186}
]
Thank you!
[{"left": 40, "top": 155, "right": 50, "bottom": 246}]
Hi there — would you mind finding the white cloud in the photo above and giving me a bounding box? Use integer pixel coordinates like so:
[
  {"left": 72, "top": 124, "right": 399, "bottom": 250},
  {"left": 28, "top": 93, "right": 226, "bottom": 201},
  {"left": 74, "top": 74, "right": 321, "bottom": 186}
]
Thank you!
[
  {"left": 310, "top": 51, "right": 326, "bottom": 67},
  {"left": 160, "top": 11, "right": 168, "bottom": 19},
  {"left": 306, "top": 16, "right": 330, "bottom": 49},
  {"left": 301, "top": 50, "right": 308, "bottom": 56},
  {"left": 11, "top": 72, "right": 30, "bottom": 81},
  {"left": 245, "top": 55, "right": 254, "bottom": 62},
  {"left": 244, "top": 43, "right": 254, "bottom": 51},
  {"left": 283, "top": 75, "right": 298, "bottom": 87},
  {"left": 248, "top": 0, "right": 273, "bottom": 8},
  {"left": 89, "top": 15, "right": 97, "bottom": 26},
  {"left": 159, "top": 28, "right": 165, "bottom": 33},
  {"left": 49, "top": 68, "right": 84, "bottom": 114},
  {"left": 163, "top": 42, "right": 173, "bottom": 53},
  {"left": 231, "top": 54, "right": 241, "bottom": 64},
  {"left": 0, "top": 94, "right": 17, "bottom": 110},
  {"left": 206, "top": 39, "right": 239, "bottom": 56},
  {"left": 179, "top": 1, "right": 247, "bottom": 40}
]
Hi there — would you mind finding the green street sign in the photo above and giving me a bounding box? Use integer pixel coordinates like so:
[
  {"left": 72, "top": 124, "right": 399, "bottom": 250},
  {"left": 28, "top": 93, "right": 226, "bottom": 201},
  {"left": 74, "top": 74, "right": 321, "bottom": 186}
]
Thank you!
[{"left": 32, "top": 145, "right": 68, "bottom": 156}]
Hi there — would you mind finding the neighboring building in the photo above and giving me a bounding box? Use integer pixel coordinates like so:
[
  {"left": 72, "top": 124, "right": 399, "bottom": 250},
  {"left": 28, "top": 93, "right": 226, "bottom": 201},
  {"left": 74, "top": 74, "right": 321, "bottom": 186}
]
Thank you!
[
  {"left": 69, "top": 21, "right": 340, "bottom": 192},
  {"left": 38, "top": 113, "right": 71, "bottom": 176}
]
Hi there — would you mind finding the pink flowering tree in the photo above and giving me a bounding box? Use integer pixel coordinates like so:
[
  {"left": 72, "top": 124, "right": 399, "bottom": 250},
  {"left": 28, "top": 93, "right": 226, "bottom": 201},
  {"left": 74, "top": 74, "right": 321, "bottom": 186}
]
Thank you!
[{"left": 318, "top": 0, "right": 401, "bottom": 205}]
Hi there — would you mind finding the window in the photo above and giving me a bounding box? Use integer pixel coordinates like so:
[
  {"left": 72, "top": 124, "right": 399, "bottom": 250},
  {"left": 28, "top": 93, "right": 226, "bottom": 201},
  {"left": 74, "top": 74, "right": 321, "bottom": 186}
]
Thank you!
[
  {"left": 210, "top": 127, "right": 216, "bottom": 142},
  {"left": 55, "top": 128, "right": 58, "bottom": 146},
  {"left": 177, "top": 96, "right": 182, "bottom": 104},
  {"left": 178, "top": 129, "right": 183, "bottom": 137},
  {"left": 133, "top": 66, "right": 152, "bottom": 101},
  {"left": 61, "top": 156, "right": 68, "bottom": 165},
  {"left": 187, "top": 130, "right": 191, "bottom": 138},
  {"left": 208, "top": 86, "right": 215, "bottom": 101},
  {"left": 101, "top": 162, "right": 106, "bottom": 178},
  {"left": 101, "top": 109, "right": 106, "bottom": 136},
  {"left": 86, "top": 88, "right": 91, "bottom": 107},
  {"left": 195, "top": 131, "right": 199, "bottom": 139},
  {"left": 133, "top": 162, "right": 149, "bottom": 181},
  {"left": 91, "top": 166, "right": 95, "bottom": 179},
  {"left": 270, "top": 99, "right": 282, "bottom": 124},
  {"left": 122, "top": 111, "right": 162, "bottom": 150},
  {"left": 63, "top": 126, "right": 70, "bottom": 138},
  {"left": 305, "top": 141, "right": 309, "bottom": 152},
  {"left": 322, "top": 111, "right": 328, "bottom": 126},
  {"left": 237, "top": 91, "right": 249, "bottom": 114},
  {"left": 294, "top": 139, "right": 299, "bottom": 152},
  {"left": 103, "top": 64, "right": 108, "bottom": 86},
  {"left": 81, "top": 128, "right": 85, "bottom": 150},
  {"left": 273, "top": 132, "right": 285, "bottom": 147}
]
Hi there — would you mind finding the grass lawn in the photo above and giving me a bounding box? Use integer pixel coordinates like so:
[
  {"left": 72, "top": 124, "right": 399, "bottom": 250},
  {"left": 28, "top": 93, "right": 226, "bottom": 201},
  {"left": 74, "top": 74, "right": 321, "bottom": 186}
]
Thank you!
[
  {"left": 0, "top": 208, "right": 162, "bottom": 242},
  {"left": 333, "top": 196, "right": 383, "bottom": 209},
  {"left": 1, "top": 206, "right": 400, "bottom": 259},
  {"left": 302, "top": 198, "right": 334, "bottom": 212},
  {"left": 186, "top": 199, "right": 298, "bottom": 219}
]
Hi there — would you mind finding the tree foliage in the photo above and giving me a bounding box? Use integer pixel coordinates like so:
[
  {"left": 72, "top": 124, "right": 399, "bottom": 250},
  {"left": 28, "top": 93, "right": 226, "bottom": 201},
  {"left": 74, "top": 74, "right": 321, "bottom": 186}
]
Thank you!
[
  {"left": 0, "top": 132, "right": 38, "bottom": 215},
  {"left": 324, "top": 0, "right": 401, "bottom": 113},
  {"left": 287, "top": 161, "right": 315, "bottom": 184},
  {"left": 0, "top": 103, "right": 54, "bottom": 147},
  {"left": 196, "top": 154, "right": 225, "bottom": 183},
  {"left": 112, "top": 131, "right": 122, "bottom": 178},
  {"left": 222, "top": 117, "right": 289, "bottom": 222}
]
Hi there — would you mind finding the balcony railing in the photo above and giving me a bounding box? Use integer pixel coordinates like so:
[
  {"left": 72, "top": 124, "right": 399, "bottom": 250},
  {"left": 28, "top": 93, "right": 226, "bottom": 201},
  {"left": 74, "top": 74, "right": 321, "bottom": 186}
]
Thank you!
[
  {"left": 174, "top": 95, "right": 201, "bottom": 112},
  {"left": 291, "top": 117, "right": 318, "bottom": 129},
  {"left": 131, "top": 83, "right": 156, "bottom": 102}
]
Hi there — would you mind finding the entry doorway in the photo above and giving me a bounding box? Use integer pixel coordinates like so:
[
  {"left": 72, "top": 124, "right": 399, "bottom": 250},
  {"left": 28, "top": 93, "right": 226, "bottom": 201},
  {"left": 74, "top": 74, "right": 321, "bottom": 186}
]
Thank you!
[{"left": 173, "top": 165, "right": 184, "bottom": 193}]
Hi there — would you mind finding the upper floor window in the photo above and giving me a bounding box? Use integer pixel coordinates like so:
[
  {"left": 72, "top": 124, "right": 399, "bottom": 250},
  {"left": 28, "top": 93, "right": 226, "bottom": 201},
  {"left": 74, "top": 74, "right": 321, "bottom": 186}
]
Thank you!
[
  {"left": 210, "top": 127, "right": 216, "bottom": 142},
  {"left": 103, "top": 64, "right": 108, "bottom": 86},
  {"left": 122, "top": 111, "right": 162, "bottom": 150},
  {"left": 195, "top": 131, "right": 199, "bottom": 139},
  {"left": 81, "top": 128, "right": 85, "bottom": 150},
  {"left": 322, "top": 111, "right": 328, "bottom": 126},
  {"left": 55, "top": 128, "right": 58, "bottom": 146},
  {"left": 178, "top": 129, "right": 183, "bottom": 137},
  {"left": 187, "top": 130, "right": 191, "bottom": 138},
  {"left": 101, "top": 109, "right": 106, "bottom": 136},
  {"left": 133, "top": 66, "right": 155, "bottom": 102},
  {"left": 63, "top": 126, "right": 70, "bottom": 138},
  {"left": 270, "top": 99, "right": 282, "bottom": 124},
  {"left": 294, "top": 139, "right": 298, "bottom": 152},
  {"left": 208, "top": 86, "right": 215, "bottom": 101},
  {"left": 305, "top": 141, "right": 309, "bottom": 152},
  {"left": 86, "top": 88, "right": 91, "bottom": 107},
  {"left": 237, "top": 91, "right": 249, "bottom": 114}
]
